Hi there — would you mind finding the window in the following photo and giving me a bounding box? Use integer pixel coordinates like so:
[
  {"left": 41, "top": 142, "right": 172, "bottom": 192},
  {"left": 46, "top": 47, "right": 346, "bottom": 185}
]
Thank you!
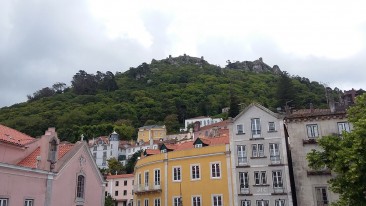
[
  {"left": 144, "top": 199, "right": 149, "bottom": 206},
  {"left": 0, "top": 199, "right": 8, "bottom": 206},
  {"left": 212, "top": 195, "right": 223, "bottom": 206},
  {"left": 144, "top": 171, "right": 149, "bottom": 187},
  {"left": 192, "top": 196, "right": 201, "bottom": 206},
  {"left": 241, "top": 200, "right": 251, "bottom": 206},
  {"left": 154, "top": 169, "right": 161, "bottom": 186},
  {"left": 254, "top": 171, "right": 267, "bottom": 185},
  {"left": 338, "top": 122, "right": 350, "bottom": 134},
  {"left": 173, "top": 166, "right": 181, "bottom": 181},
  {"left": 103, "top": 145, "right": 107, "bottom": 150},
  {"left": 194, "top": 144, "right": 202, "bottom": 148},
  {"left": 275, "top": 199, "right": 285, "bottom": 206},
  {"left": 123, "top": 190, "right": 127, "bottom": 196},
  {"left": 256, "top": 200, "right": 269, "bottom": 206},
  {"left": 307, "top": 124, "right": 319, "bottom": 138},
  {"left": 251, "top": 118, "right": 261, "bottom": 137},
  {"left": 154, "top": 198, "right": 160, "bottom": 206},
  {"left": 137, "top": 200, "right": 141, "bottom": 206},
  {"left": 237, "top": 124, "right": 244, "bottom": 134},
  {"left": 237, "top": 145, "right": 247, "bottom": 165},
  {"left": 239, "top": 172, "right": 249, "bottom": 194},
  {"left": 76, "top": 174, "right": 85, "bottom": 199},
  {"left": 116, "top": 181, "right": 119, "bottom": 186},
  {"left": 211, "top": 162, "right": 221, "bottom": 178},
  {"left": 161, "top": 149, "right": 167, "bottom": 153},
  {"left": 138, "top": 173, "right": 142, "bottom": 186},
  {"left": 268, "top": 122, "right": 276, "bottom": 132},
  {"left": 191, "top": 164, "right": 200, "bottom": 180},
  {"left": 93, "top": 146, "right": 97, "bottom": 151},
  {"left": 173, "top": 197, "right": 181, "bottom": 206},
  {"left": 252, "top": 144, "right": 264, "bottom": 157},
  {"left": 315, "top": 187, "right": 328, "bottom": 206},
  {"left": 124, "top": 180, "right": 127, "bottom": 186},
  {"left": 115, "top": 191, "right": 119, "bottom": 196},
  {"left": 272, "top": 171, "right": 283, "bottom": 188},
  {"left": 269, "top": 143, "right": 280, "bottom": 164}
]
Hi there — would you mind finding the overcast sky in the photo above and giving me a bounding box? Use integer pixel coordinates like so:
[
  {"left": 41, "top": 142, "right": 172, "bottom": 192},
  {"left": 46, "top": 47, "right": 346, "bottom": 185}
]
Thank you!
[{"left": 1, "top": 0, "right": 365, "bottom": 107}]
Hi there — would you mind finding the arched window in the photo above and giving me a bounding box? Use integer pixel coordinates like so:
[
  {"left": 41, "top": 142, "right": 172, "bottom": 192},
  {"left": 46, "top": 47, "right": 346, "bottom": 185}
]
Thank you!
[{"left": 76, "top": 175, "right": 85, "bottom": 199}]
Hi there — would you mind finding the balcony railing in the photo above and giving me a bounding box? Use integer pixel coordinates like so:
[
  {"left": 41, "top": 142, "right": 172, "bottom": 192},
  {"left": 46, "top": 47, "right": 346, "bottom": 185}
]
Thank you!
[
  {"left": 237, "top": 157, "right": 248, "bottom": 166},
  {"left": 272, "top": 184, "right": 285, "bottom": 194},
  {"left": 134, "top": 183, "right": 162, "bottom": 195},
  {"left": 270, "top": 156, "right": 281, "bottom": 165},
  {"left": 240, "top": 186, "right": 250, "bottom": 195}
]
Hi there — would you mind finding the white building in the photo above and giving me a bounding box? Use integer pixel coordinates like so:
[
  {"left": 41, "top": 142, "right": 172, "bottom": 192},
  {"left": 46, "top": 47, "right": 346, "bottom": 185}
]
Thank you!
[
  {"left": 118, "top": 139, "right": 159, "bottom": 166},
  {"left": 229, "top": 103, "right": 293, "bottom": 206},
  {"left": 89, "top": 131, "right": 119, "bottom": 169},
  {"left": 183, "top": 116, "right": 223, "bottom": 131}
]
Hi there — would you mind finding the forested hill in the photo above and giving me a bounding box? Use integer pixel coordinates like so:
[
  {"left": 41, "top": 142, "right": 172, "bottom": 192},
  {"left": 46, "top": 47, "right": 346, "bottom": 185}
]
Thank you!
[{"left": 0, "top": 55, "right": 340, "bottom": 142}]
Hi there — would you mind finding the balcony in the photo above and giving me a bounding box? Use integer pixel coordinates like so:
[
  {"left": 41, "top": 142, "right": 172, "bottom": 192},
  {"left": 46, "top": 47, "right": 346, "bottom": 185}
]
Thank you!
[
  {"left": 272, "top": 184, "right": 286, "bottom": 195},
  {"left": 134, "top": 183, "right": 162, "bottom": 195},
  {"left": 269, "top": 156, "right": 282, "bottom": 166},
  {"left": 239, "top": 186, "right": 251, "bottom": 196},
  {"left": 237, "top": 157, "right": 249, "bottom": 168}
]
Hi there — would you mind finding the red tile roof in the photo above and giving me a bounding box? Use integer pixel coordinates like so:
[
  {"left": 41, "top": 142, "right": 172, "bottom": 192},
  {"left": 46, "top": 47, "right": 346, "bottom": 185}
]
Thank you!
[
  {"left": 17, "top": 143, "right": 75, "bottom": 168},
  {"left": 106, "top": 174, "right": 134, "bottom": 179},
  {"left": 0, "top": 124, "right": 36, "bottom": 146},
  {"left": 145, "top": 149, "right": 160, "bottom": 155},
  {"left": 198, "top": 120, "right": 229, "bottom": 130}
]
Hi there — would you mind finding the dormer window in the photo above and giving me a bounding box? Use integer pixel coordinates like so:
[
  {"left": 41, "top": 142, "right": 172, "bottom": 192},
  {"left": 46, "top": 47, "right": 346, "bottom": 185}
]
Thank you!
[
  {"left": 161, "top": 149, "right": 167, "bottom": 153},
  {"left": 194, "top": 144, "right": 202, "bottom": 148},
  {"left": 48, "top": 139, "right": 58, "bottom": 163}
]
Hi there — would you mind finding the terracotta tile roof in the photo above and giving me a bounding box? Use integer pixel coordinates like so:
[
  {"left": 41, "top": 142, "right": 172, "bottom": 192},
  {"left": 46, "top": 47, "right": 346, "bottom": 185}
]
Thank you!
[
  {"left": 0, "top": 124, "right": 36, "bottom": 146},
  {"left": 89, "top": 136, "right": 109, "bottom": 147},
  {"left": 106, "top": 174, "right": 134, "bottom": 179},
  {"left": 164, "top": 144, "right": 178, "bottom": 150},
  {"left": 198, "top": 120, "right": 229, "bottom": 130},
  {"left": 145, "top": 149, "right": 160, "bottom": 155},
  {"left": 17, "top": 143, "right": 75, "bottom": 168},
  {"left": 287, "top": 109, "right": 346, "bottom": 119}
]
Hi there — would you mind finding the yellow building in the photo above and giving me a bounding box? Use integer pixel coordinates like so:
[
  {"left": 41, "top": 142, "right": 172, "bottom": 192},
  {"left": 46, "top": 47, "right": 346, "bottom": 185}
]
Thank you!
[
  {"left": 134, "top": 130, "right": 233, "bottom": 206},
  {"left": 137, "top": 125, "right": 167, "bottom": 142}
]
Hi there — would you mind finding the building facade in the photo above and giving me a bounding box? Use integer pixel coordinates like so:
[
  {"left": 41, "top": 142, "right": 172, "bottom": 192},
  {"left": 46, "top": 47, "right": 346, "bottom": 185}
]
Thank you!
[
  {"left": 285, "top": 108, "right": 351, "bottom": 206},
  {"left": 133, "top": 134, "right": 233, "bottom": 206},
  {"left": 106, "top": 174, "right": 134, "bottom": 206},
  {"left": 183, "top": 116, "right": 223, "bottom": 132},
  {"left": 137, "top": 125, "right": 166, "bottom": 142},
  {"left": 0, "top": 125, "right": 105, "bottom": 206},
  {"left": 229, "top": 103, "right": 293, "bottom": 206},
  {"left": 89, "top": 132, "right": 120, "bottom": 169}
]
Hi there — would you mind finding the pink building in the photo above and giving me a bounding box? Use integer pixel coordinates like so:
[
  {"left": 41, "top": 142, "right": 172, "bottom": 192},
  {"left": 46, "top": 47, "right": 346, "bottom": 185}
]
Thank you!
[
  {"left": 0, "top": 125, "right": 105, "bottom": 206},
  {"left": 106, "top": 174, "right": 134, "bottom": 206}
]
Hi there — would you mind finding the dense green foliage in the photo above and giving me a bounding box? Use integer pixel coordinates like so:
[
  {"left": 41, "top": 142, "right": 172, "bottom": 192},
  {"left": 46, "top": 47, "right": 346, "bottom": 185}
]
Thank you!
[
  {"left": 0, "top": 56, "right": 336, "bottom": 142},
  {"left": 307, "top": 93, "right": 366, "bottom": 206}
]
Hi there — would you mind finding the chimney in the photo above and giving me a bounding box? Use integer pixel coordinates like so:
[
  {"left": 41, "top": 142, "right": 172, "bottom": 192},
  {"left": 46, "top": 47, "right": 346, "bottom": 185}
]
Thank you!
[
  {"left": 329, "top": 98, "right": 336, "bottom": 113},
  {"left": 193, "top": 121, "right": 201, "bottom": 132},
  {"left": 39, "top": 128, "right": 59, "bottom": 171}
]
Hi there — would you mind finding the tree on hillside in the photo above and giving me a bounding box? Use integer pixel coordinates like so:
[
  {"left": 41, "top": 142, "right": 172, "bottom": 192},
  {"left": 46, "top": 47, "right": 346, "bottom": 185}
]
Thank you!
[
  {"left": 164, "top": 114, "right": 180, "bottom": 133},
  {"left": 307, "top": 93, "right": 366, "bottom": 205},
  {"left": 228, "top": 90, "right": 240, "bottom": 118},
  {"left": 277, "top": 71, "right": 295, "bottom": 108},
  {"left": 52, "top": 82, "right": 67, "bottom": 93},
  {"left": 125, "top": 150, "right": 142, "bottom": 174},
  {"left": 107, "top": 158, "right": 125, "bottom": 175},
  {"left": 27, "top": 87, "right": 55, "bottom": 101},
  {"left": 71, "top": 70, "right": 98, "bottom": 95}
]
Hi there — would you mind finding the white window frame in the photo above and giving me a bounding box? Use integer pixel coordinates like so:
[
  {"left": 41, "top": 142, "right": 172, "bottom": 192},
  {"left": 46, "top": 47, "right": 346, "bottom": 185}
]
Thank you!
[
  {"left": 241, "top": 200, "right": 251, "bottom": 206},
  {"left": 212, "top": 194, "right": 223, "bottom": 206},
  {"left": 239, "top": 172, "right": 249, "bottom": 189},
  {"left": 144, "top": 171, "right": 149, "bottom": 188},
  {"left": 315, "top": 187, "right": 328, "bottom": 206},
  {"left": 144, "top": 199, "right": 149, "bottom": 206},
  {"left": 256, "top": 200, "right": 269, "bottom": 206},
  {"left": 275, "top": 199, "right": 285, "bottom": 206},
  {"left": 191, "top": 164, "right": 201, "bottom": 180},
  {"left": 252, "top": 144, "right": 264, "bottom": 157},
  {"left": 237, "top": 124, "right": 244, "bottom": 134},
  {"left": 237, "top": 145, "right": 247, "bottom": 165},
  {"left": 272, "top": 170, "right": 283, "bottom": 188},
  {"left": 76, "top": 173, "right": 85, "bottom": 201},
  {"left": 269, "top": 143, "right": 280, "bottom": 164},
  {"left": 306, "top": 124, "right": 319, "bottom": 138},
  {"left": 0, "top": 198, "right": 8, "bottom": 206},
  {"left": 138, "top": 173, "right": 142, "bottom": 186},
  {"left": 251, "top": 118, "right": 261, "bottom": 137},
  {"left": 268, "top": 122, "right": 276, "bottom": 132},
  {"left": 137, "top": 200, "right": 141, "bottom": 206},
  {"left": 173, "top": 166, "right": 182, "bottom": 182},
  {"left": 192, "top": 195, "right": 202, "bottom": 206},
  {"left": 194, "top": 144, "right": 202, "bottom": 148},
  {"left": 173, "top": 196, "right": 181, "bottom": 206},
  {"left": 210, "top": 162, "right": 221, "bottom": 179},
  {"left": 337, "top": 122, "right": 350, "bottom": 134},
  {"left": 154, "top": 198, "right": 160, "bottom": 206},
  {"left": 154, "top": 169, "right": 160, "bottom": 186},
  {"left": 254, "top": 171, "right": 267, "bottom": 185}
]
